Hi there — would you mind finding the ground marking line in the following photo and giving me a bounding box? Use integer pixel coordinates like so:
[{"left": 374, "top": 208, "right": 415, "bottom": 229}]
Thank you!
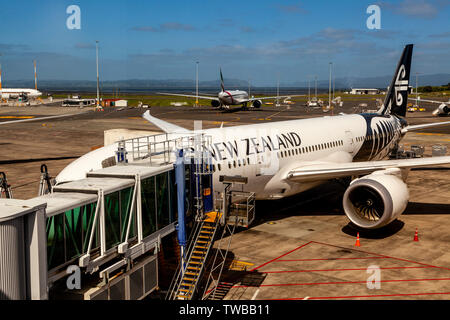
[
  {"left": 275, "top": 256, "right": 388, "bottom": 262},
  {"left": 260, "top": 266, "right": 431, "bottom": 274},
  {"left": 309, "top": 240, "right": 450, "bottom": 271},
  {"left": 270, "top": 291, "right": 450, "bottom": 300},
  {"left": 250, "top": 241, "right": 313, "bottom": 272},
  {"left": 229, "top": 277, "right": 450, "bottom": 289}
]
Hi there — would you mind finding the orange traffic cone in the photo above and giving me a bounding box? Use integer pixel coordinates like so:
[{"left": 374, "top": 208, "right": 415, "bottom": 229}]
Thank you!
[
  {"left": 414, "top": 228, "right": 419, "bottom": 241},
  {"left": 355, "top": 232, "right": 361, "bottom": 247}
]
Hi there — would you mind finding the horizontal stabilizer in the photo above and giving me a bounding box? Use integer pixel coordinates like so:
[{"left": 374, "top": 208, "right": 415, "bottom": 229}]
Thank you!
[{"left": 402, "top": 120, "right": 450, "bottom": 133}]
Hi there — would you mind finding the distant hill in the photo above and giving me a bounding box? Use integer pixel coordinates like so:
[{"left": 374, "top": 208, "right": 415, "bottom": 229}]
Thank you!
[
  {"left": 2, "top": 78, "right": 249, "bottom": 91},
  {"left": 3, "top": 74, "right": 449, "bottom": 92}
]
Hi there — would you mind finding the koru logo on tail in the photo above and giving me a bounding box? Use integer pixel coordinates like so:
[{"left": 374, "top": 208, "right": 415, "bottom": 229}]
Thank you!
[{"left": 394, "top": 64, "right": 408, "bottom": 106}]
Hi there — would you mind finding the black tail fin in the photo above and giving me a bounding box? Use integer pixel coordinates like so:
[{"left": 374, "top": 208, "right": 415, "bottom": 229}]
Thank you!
[
  {"left": 219, "top": 68, "right": 225, "bottom": 92},
  {"left": 380, "top": 44, "right": 413, "bottom": 117}
]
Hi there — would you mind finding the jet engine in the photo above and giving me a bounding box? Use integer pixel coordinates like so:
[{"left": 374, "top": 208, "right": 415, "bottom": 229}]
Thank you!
[
  {"left": 211, "top": 100, "right": 221, "bottom": 108},
  {"left": 432, "top": 103, "right": 449, "bottom": 116},
  {"left": 342, "top": 170, "right": 409, "bottom": 229},
  {"left": 252, "top": 100, "right": 262, "bottom": 108}
]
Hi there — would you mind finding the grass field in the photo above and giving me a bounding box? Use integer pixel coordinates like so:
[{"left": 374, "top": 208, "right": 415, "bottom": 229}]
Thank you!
[{"left": 50, "top": 90, "right": 450, "bottom": 107}]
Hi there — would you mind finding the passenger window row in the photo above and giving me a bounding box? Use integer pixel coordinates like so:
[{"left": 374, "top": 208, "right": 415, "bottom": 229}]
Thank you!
[
  {"left": 278, "top": 139, "right": 344, "bottom": 158},
  {"left": 210, "top": 139, "right": 348, "bottom": 172}
]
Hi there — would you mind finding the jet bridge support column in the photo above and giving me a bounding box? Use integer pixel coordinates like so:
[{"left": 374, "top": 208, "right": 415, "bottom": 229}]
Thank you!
[{"left": 175, "top": 149, "right": 187, "bottom": 271}]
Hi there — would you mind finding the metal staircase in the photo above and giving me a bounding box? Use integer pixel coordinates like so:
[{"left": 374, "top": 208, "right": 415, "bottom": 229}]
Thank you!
[
  {"left": 201, "top": 214, "right": 242, "bottom": 300},
  {"left": 166, "top": 211, "right": 222, "bottom": 300}
]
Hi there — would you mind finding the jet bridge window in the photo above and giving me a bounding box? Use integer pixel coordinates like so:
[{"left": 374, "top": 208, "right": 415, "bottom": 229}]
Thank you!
[
  {"left": 156, "top": 171, "right": 172, "bottom": 230},
  {"left": 141, "top": 171, "right": 177, "bottom": 237},
  {"left": 104, "top": 187, "right": 135, "bottom": 250},
  {"left": 46, "top": 202, "right": 98, "bottom": 271},
  {"left": 142, "top": 176, "right": 157, "bottom": 237}
]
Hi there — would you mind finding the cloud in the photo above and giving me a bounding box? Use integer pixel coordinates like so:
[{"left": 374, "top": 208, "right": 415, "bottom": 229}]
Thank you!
[
  {"left": 381, "top": 0, "right": 449, "bottom": 19},
  {"left": 240, "top": 26, "right": 255, "bottom": 33},
  {"left": 74, "top": 42, "right": 95, "bottom": 49},
  {"left": 277, "top": 2, "right": 308, "bottom": 14},
  {"left": 429, "top": 31, "right": 450, "bottom": 38},
  {"left": 0, "top": 43, "right": 30, "bottom": 54},
  {"left": 131, "top": 22, "right": 196, "bottom": 32}
]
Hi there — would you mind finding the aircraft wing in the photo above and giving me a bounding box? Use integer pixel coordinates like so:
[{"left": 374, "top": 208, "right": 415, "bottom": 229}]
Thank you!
[
  {"left": 157, "top": 92, "right": 219, "bottom": 101},
  {"left": 287, "top": 156, "right": 450, "bottom": 183},
  {"left": 409, "top": 97, "right": 449, "bottom": 104},
  {"left": 250, "top": 95, "right": 305, "bottom": 101}
]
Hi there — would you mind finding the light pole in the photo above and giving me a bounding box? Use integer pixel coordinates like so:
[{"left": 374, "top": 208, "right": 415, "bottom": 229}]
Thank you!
[
  {"left": 96, "top": 40, "right": 100, "bottom": 108},
  {"left": 195, "top": 61, "right": 199, "bottom": 107},
  {"left": 308, "top": 75, "right": 311, "bottom": 102},
  {"left": 314, "top": 75, "right": 317, "bottom": 98},
  {"left": 34, "top": 60, "right": 37, "bottom": 90},
  {"left": 0, "top": 53, "right": 2, "bottom": 91},
  {"left": 328, "top": 62, "right": 332, "bottom": 114}
]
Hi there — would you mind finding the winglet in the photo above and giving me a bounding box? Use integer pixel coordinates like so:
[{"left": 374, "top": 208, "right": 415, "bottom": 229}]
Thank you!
[{"left": 142, "top": 110, "right": 188, "bottom": 133}]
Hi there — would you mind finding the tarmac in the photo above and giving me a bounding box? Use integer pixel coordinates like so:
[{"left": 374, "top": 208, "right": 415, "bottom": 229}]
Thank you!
[{"left": 1, "top": 96, "right": 450, "bottom": 300}]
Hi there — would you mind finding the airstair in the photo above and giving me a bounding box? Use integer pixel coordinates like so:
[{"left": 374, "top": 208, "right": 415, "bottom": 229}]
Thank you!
[{"left": 166, "top": 211, "right": 222, "bottom": 300}]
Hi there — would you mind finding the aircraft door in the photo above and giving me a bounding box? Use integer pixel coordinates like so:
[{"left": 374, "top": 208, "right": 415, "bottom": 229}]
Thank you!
[{"left": 345, "top": 131, "right": 355, "bottom": 154}]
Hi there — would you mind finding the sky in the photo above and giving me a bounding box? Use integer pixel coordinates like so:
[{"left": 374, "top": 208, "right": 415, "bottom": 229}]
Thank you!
[{"left": 0, "top": 0, "right": 449, "bottom": 86}]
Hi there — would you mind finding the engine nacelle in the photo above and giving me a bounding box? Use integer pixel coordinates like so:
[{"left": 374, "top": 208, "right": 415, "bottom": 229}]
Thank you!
[
  {"left": 433, "top": 103, "right": 450, "bottom": 116},
  {"left": 252, "top": 100, "right": 262, "bottom": 108},
  {"left": 343, "top": 170, "right": 409, "bottom": 229},
  {"left": 211, "top": 100, "right": 221, "bottom": 108}
]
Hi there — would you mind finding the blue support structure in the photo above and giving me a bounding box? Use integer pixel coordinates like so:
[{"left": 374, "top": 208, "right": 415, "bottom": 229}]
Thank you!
[{"left": 175, "top": 149, "right": 186, "bottom": 269}]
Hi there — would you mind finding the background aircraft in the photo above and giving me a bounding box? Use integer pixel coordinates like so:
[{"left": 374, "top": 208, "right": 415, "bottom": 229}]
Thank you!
[
  {"left": 159, "top": 69, "right": 304, "bottom": 110},
  {"left": 0, "top": 62, "right": 42, "bottom": 101},
  {"left": 410, "top": 96, "right": 450, "bottom": 116}
]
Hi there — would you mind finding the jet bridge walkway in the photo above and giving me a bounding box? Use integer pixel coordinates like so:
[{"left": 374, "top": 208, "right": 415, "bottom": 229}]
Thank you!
[{"left": 0, "top": 131, "right": 216, "bottom": 300}]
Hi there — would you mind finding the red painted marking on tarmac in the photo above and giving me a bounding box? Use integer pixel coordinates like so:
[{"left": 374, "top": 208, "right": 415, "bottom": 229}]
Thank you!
[
  {"left": 309, "top": 240, "right": 450, "bottom": 272},
  {"left": 276, "top": 256, "right": 388, "bottom": 262},
  {"left": 230, "top": 277, "right": 450, "bottom": 289},
  {"left": 250, "top": 241, "right": 312, "bottom": 272},
  {"left": 261, "top": 266, "right": 431, "bottom": 274},
  {"left": 271, "top": 291, "right": 450, "bottom": 300}
]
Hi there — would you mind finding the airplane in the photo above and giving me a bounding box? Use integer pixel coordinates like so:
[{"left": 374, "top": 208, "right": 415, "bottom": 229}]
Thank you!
[
  {"left": 158, "top": 68, "right": 303, "bottom": 110},
  {"left": 56, "top": 44, "right": 450, "bottom": 231},
  {"left": 409, "top": 96, "right": 450, "bottom": 116},
  {"left": 0, "top": 64, "right": 42, "bottom": 101}
]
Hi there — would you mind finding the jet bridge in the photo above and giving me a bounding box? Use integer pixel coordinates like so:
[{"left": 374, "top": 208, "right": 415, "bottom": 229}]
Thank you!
[{"left": 0, "top": 131, "right": 256, "bottom": 300}]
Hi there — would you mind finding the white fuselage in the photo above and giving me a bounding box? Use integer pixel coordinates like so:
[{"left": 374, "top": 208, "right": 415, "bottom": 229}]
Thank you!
[
  {"left": 201, "top": 113, "right": 403, "bottom": 199},
  {"left": 56, "top": 113, "right": 404, "bottom": 201},
  {"left": 218, "top": 90, "right": 249, "bottom": 106},
  {"left": 0, "top": 88, "right": 42, "bottom": 100}
]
